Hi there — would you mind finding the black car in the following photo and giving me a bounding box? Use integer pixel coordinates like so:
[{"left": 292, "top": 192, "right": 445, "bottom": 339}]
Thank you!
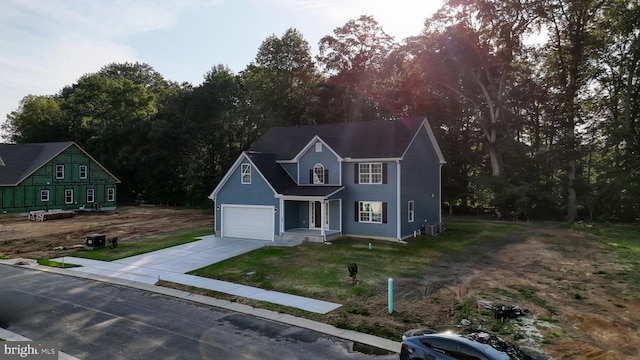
[{"left": 400, "top": 326, "right": 533, "bottom": 360}]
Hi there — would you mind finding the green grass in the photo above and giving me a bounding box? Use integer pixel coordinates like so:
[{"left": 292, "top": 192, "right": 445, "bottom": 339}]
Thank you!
[
  {"left": 36, "top": 258, "right": 82, "bottom": 268},
  {"left": 73, "top": 228, "right": 212, "bottom": 261},
  {"left": 189, "top": 218, "right": 531, "bottom": 301},
  {"left": 572, "top": 222, "right": 640, "bottom": 285}
]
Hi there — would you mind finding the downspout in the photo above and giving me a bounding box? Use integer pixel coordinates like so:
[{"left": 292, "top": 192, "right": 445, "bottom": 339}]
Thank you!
[{"left": 396, "top": 160, "right": 401, "bottom": 240}]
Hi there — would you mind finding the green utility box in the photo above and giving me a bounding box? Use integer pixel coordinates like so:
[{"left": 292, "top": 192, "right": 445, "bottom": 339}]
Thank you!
[{"left": 85, "top": 233, "right": 106, "bottom": 250}]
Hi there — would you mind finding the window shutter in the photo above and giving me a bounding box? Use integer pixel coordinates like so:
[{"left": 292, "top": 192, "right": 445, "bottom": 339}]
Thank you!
[
  {"left": 309, "top": 169, "right": 313, "bottom": 183},
  {"left": 324, "top": 169, "right": 329, "bottom": 184},
  {"left": 354, "top": 202, "right": 359, "bottom": 222},
  {"left": 382, "top": 202, "right": 388, "bottom": 223},
  {"left": 382, "top": 163, "right": 388, "bottom": 184},
  {"left": 354, "top": 164, "right": 359, "bottom": 184}
]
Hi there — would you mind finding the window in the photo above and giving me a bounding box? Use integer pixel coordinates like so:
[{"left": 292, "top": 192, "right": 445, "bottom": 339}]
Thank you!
[
  {"left": 87, "top": 188, "right": 95, "bottom": 203},
  {"left": 357, "top": 201, "right": 386, "bottom": 223},
  {"left": 356, "top": 163, "right": 385, "bottom": 184},
  {"left": 107, "top": 188, "right": 115, "bottom": 202},
  {"left": 315, "top": 142, "right": 322, "bottom": 152},
  {"left": 313, "top": 163, "right": 325, "bottom": 184},
  {"left": 64, "top": 189, "right": 73, "bottom": 204},
  {"left": 40, "top": 190, "right": 50, "bottom": 202},
  {"left": 79, "top": 165, "right": 88, "bottom": 179},
  {"left": 408, "top": 201, "right": 414, "bottom": 222},
  {"left": 241, "top": 163, "right": 251, "bottom": 184},
  {"left": 55, "top": 164, "right": 65, "bottom": 179}
]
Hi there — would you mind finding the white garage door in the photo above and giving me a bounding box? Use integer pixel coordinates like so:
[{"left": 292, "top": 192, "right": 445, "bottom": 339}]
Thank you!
[{"left": 222, "top": 205, "right": 274, "bottom": 241}]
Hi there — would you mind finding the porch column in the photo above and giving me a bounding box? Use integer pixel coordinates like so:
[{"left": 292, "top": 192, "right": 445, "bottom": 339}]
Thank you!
[
  {"left": 279, "top": 197, "right": 284, "bottom": 236},
  {"left": 320, "top": 201, "right": 326, "bottom": 239}
]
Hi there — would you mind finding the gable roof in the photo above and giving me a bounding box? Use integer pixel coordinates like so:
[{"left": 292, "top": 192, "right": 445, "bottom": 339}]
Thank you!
[
  {"left": 247, "top": 152, "right": 343, "bottom": 197},
  {"left": 249, "top": 118, "right": 428, "bottom": 160},
  {"left": 0, "top": 142, "right": 121, "bottom": 186},
  {"left": 210, "top": 118, "right": 444, "bottom": 200}
]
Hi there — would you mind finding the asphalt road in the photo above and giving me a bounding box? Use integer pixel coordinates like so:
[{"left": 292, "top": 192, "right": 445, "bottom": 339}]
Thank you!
[{"left": 0, "top": 265, "right": 397, "bottom": 360}]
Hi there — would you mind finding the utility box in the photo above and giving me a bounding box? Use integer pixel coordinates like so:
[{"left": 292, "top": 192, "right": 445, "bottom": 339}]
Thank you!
[{"left": 85, "top": 233, "right": 106, "bottom": 250}]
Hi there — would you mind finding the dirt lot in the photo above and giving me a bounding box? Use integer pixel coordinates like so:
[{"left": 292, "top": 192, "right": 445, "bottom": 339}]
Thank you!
[
  {"left": 0, "top": 206, "right": 213, "bottom": 259},
  {"left": 344, "top": 226, "right": 640, "bottom": 360},
  {"left": 1, "top": 207, "right": 638, "bottom": 359}
]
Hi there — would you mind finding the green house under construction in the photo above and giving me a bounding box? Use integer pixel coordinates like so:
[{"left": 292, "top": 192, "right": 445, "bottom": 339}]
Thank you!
[{"left": 0, "top": 142, "right": 120, "bottom": 214}]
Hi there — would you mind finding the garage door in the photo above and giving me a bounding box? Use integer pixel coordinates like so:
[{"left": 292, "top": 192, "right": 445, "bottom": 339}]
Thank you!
[{"left": 222, "top": 205, "right": 274, "bottom": 241}]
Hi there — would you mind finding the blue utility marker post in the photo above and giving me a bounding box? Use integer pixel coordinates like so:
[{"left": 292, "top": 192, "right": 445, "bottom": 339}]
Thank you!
[{"left": 388, "top": 278, "right": 394, "bottom": 314}]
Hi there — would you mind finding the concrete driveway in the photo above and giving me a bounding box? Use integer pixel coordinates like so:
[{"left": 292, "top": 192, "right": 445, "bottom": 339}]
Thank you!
[
  {"left": 112, "top": 235, "right": 269, "bottom": 273},
  {"left": 51, "top": 236, "right": 343, "bottom": 314}
]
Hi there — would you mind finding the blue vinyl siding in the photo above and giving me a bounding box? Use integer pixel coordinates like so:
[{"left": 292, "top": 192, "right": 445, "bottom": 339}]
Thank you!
[
  {"left": 214, "top": 157, "right": 279, "bottom": 234},
  {"left": 400, "top": 126, "right": 442, "bottom": 237},
  {"left": 341, "top": 161, "right": 398, "bottom": 239},
  {"left": 329, "top": 200, "right": 341, "bottom": 230},
  {"left": 297, "top": 141, "right": 341, "bottom": 185}
]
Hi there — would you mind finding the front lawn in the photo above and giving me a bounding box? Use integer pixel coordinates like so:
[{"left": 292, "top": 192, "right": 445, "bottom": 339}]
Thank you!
[
  {"left": 189, "top": 218, "right": 530, "bottom": 301},
  {"left": 73, "top": 228, "right": 212, "bottom": 261}
]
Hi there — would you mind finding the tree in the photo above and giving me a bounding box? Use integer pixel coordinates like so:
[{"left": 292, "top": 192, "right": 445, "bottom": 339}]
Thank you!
[
  {"left": 317, "top": 15, "right": 397, "bottom": 121},
  {"left": 418, "top": 0, "right": 541, "bottom": 177},
  {"left": 541, "top": 0, "right": 604, "bottom": 221},
  {"left": 58, "top": 73, "right": 157, "bottom": 199},
  {"left": 186, "top": 65, "right": 244, "bottom": 203},
  {"left": 588, "top": 0, "right": 640, "bottom": 220},
  {"left": 241, "top": 28, "right": 319, "bottom": 133},
  {"left": 2, "top": 95, "right": 65, "bottom": 143}
]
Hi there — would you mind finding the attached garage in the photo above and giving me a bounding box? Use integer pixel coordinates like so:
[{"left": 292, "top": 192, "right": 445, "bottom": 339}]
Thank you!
[{"left": 221, "top": 205, "right": 275, "bottom": 241}]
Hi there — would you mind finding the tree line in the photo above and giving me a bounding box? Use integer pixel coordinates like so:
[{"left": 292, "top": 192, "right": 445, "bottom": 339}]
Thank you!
[{"left": 3, "top": 0, "right": 639, "bottom": 222}]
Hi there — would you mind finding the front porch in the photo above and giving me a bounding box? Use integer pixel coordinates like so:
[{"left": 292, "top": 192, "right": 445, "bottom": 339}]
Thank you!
[
  {"left": 277, "top": 228, "right": 342, "bottom": 243},
  {"left": 279, "top": 197, "right": 342, "bottom": 243}
]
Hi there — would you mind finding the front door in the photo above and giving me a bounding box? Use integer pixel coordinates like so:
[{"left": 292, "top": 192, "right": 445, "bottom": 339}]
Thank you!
[{"left": 309, "top": 201, "right": 329, "bottom": 229}]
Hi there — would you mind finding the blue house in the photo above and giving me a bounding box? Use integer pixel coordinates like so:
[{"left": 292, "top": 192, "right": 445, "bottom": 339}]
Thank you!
[{"left": 209, "top": 118, "right": 445, "bottom": 242}]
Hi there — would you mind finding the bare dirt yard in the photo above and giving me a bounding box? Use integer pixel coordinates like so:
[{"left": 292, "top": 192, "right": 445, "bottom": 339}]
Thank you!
[
  {"left": 0, "top": 205, "right": 213, "bottom": 259},
  {"left": 377, "top": 227, "right": 640, "bottom": 359},
  {"left": 1, "top": 207, "right": 638, "bottom": 359}
]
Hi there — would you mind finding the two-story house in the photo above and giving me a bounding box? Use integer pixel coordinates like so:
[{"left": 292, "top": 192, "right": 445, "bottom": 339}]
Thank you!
[
  {"left": 209, "top": 118, "right": 445, "bottom": 242},
  {"left": 0, "top": 142, "right": 120, "bottom": 214}
]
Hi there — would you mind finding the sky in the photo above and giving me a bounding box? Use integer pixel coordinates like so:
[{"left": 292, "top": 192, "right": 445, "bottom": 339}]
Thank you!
[{"left": 0, "top": 0, "right": 444, "bottom": 139}]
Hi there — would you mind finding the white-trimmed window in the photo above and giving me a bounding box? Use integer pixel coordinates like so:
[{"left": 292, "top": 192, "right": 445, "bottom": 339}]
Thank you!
[
  {"left": 86, "top": 188, "right": 95, "bottom": 203},
  {"left": 357, "top": 201, "right": 385, "bottom": 223},
  {"left": 358, "top": 163, "right": 383, "bottom": 184},
  {"left": 107, "top": 188, "right": 115, "bottom": 202},
  {"left": 408, "top": 200, "right": 415, "bottom": 222},
  {"left": 241, "top": 163, "right": 251, "bottom": 184},
  {"left": 41, "top": 190, "right": 50, "bottom": 202},
  {"left": 55, "top": 164, "right": 65, "bottom": 179},
  {"left": 64, "top": 189, "right": 73, "bottom": 204},
  {"left": 313, "top": 163, "right": 325, "bottom": 184},
  {"left": 79, "top": 165, "right": 88, "bottom": 179}
]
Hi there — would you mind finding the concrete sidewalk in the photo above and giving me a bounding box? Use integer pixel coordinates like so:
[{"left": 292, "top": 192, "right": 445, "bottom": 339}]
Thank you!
[
  {"left": 52, "top": 235, "right": 342, "bottom": 314},
  {"left": 3, "top": 234, "right": 401, "bottom": 355}
]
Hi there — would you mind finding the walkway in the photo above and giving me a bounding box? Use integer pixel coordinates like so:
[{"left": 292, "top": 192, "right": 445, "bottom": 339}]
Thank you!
[{"left": 52, "top": 235, "right": 341, "bottom": 314}]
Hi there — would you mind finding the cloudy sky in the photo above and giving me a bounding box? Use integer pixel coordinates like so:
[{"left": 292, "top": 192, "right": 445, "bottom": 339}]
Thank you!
[{"left": 0, "top": 0, "right": 443, "bottom": 138}]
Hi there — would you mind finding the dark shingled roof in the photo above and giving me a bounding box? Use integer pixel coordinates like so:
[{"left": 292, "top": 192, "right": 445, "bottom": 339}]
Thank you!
[
  {"left": 242, "top": 118, "right": 426, "bottom": 197},
  {"left": 0, "top": 142, "right": 74, "bottom": 186},
  {"left": 247, "top": 152, "right": 343, "bottom": 197},
  {"left": 248, "top": 118, "right": 425, "bottom": 160}
]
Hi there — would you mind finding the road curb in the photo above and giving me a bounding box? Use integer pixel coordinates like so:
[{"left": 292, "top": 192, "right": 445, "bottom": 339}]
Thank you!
[{"left": 6, "top": 262, "right": 401, "bottom": 354}]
